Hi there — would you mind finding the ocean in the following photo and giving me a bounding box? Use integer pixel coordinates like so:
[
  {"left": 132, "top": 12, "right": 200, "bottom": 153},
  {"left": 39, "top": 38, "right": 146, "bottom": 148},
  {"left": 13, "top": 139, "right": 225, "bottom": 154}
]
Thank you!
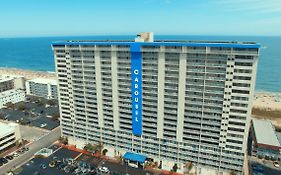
[{"left": 0, "top": 35, "right": 280, "bottom": 93}]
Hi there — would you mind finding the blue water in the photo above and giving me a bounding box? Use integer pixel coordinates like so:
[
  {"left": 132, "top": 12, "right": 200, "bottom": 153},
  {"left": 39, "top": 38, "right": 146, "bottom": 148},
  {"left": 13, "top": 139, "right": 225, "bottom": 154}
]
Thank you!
[{"left": 0, "top": 35, "right": 280, "bottom": 93}]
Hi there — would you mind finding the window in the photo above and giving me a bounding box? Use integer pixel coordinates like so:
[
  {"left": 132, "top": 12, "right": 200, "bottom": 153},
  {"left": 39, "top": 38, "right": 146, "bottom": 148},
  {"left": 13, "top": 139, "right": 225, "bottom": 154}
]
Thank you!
[{"left": 235, "top": 62, "right": 252, "bottom": 66}]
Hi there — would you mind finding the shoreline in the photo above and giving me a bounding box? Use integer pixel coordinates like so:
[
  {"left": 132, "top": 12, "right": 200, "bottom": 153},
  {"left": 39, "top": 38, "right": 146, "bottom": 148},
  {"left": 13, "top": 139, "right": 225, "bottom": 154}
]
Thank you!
[{"left": 0, "top": 67, "right": 56, "bottom": 80}]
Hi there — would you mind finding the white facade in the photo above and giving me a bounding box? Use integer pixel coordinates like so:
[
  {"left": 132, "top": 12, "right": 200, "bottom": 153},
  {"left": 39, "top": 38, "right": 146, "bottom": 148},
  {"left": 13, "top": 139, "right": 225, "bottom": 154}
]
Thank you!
[
  {"left": 0, "top": 77, "right": 14, "bottom": 93},
  {"left": 0, "top": 75, "right": 25, "bottom": 92},
  {"left": 53, "top": 38, "right": 259, "bottom": 174},
  {"left": 0, "top": 89, "right": 25, "bottom": 108},
  {"left": 0, "top": 122, "right": 21, "bottom": 153},
  {"left": 26, "top": 78, "right": 58, "bottom": 99}
]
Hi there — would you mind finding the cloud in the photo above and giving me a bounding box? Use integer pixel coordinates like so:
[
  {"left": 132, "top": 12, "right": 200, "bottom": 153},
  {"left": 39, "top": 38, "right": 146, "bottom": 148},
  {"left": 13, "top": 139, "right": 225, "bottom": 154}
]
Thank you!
[{"left": 215, "top": 0, "right": 281, "bottom": 13}]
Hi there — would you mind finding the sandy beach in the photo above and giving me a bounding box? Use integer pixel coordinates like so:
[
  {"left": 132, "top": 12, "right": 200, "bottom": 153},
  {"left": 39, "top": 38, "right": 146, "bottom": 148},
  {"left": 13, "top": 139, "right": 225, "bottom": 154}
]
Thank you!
[
  {"left": 0, "top": 67, "right": 56, "bottom": 80},
  {"left": 253, "top": 93, "right": 281, "bottom": 111}
]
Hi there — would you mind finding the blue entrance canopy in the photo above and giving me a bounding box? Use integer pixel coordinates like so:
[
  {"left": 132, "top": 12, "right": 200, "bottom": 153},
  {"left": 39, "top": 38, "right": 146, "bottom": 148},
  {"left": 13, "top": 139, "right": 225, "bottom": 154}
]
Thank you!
[{"left": 123, "top": 152, "right": 147, "bottom": 163}]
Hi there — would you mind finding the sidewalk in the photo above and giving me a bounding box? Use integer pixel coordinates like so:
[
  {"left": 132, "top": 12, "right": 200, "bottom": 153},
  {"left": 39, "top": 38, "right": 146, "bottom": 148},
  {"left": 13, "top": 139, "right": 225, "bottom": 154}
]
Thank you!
[
  {"left": 57, "top": 143, "right": 184, "bottom": 175},
  {"left": 0, "top": 141, "right": 30, "bottom": 158}
]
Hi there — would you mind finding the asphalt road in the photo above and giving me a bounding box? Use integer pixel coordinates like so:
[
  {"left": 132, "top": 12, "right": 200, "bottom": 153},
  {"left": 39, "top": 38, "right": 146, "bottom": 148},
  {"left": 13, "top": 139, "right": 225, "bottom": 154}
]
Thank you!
[{"left": 0, "top": 127, "right": 61, "bottom": 174}]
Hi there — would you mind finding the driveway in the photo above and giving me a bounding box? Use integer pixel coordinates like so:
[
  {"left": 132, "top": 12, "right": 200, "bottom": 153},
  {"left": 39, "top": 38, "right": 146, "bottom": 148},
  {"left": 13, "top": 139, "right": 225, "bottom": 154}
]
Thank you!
[{"left": 0, "top": 127, "right": 61, "bottom": 174}]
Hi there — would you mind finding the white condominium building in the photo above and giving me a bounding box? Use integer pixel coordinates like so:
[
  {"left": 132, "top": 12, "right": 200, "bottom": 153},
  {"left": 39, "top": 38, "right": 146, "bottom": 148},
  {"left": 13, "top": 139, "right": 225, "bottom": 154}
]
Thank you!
[
  {"left": 0, "top": 89, "right": 25, "bottom": 108},
  {"left": 0, "top": 77, "right": 14, "bottom": 93},
  {"left": 26, "top": 78, "right": 58, "bottom": 99},
  {"left": 52, "top": 34, "right": 260, "bottom": 174},
  {"left": 0, "top": 122, "right": 21, "bottom": 153},
  {"left": 0, "top": 75, "right": 25, "bottom": 92}
]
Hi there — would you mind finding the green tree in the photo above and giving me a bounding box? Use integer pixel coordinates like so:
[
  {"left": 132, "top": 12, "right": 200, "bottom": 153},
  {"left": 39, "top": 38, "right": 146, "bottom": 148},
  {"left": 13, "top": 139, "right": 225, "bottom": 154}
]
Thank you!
[
  {"left": 47, "top": 99, "right": 58, "bottom": 106},
  {"left": 5, "top": 102, "right": 15, "bottom": 109},
  {"left": 0, "top": 112, "right": 5, "bottom": 119},
  {"left": 102, "top": 149, "right": 108, "bottom": 156},
  {"left": 59, "top": 136, "right": 68, "bottom": 145},
  {"left": 17, "top": 103, "right": 26, "bottom": 111},
  {"left": 84, "top": 143, "right": 95, "bottom": 152},
  {"left": 172, "top": 163, "right": 178, "bottom": 172},
  {"left": 95, "top": 141, "right": 103, "bottom": 152},
  {"left": 51, "top": 112, "right": 60, "bottom": 121}
]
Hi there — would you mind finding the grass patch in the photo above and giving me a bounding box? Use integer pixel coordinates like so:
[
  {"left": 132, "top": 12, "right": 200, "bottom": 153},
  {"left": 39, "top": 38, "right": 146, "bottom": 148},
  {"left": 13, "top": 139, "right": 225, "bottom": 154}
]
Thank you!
[{"left": 252, "top": 107, "right": 281, "bottom": 119}]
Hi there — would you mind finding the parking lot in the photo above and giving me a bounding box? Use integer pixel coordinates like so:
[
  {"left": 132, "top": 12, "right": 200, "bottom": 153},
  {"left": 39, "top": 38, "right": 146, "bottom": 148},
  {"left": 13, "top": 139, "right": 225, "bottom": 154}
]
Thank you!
[
  {"left": 249, "top": 158, "right": 281, "bottom": 175},
  {"left": 0, "top": 96, "right": 60, "bottom": 130},
  {"left": 16, "top": 145, "right": 164, "bottom": 175}
]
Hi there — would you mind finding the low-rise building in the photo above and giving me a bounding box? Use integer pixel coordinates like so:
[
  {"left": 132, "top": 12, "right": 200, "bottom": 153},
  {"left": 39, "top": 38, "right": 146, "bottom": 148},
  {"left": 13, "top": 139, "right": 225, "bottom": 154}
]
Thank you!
[
  {"left": 0, "top": 122, "right": 21, "bottom": 153},
  {"left": 0, "top": 77, "right": 14, "bottom": 93},
  {"left": 26, "top": 78, "right": 58, "bottom": 99},
  {"left": 250, "top": 119, "right": 281, "bottom": 160},
  {"left": 0, "top": 75, "right": 25, "bottom": 92},
  {"left": 0, "top": 89, "right": 25, "bottom": 108}
]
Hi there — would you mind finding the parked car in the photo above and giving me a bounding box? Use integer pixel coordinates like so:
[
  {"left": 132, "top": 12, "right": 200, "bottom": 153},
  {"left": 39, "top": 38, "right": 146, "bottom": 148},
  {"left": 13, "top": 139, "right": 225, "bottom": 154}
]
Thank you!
[
  {"left": 0, "top": 158, "right": 8, "bottom": 164},
  {"left": 40, "top": 123, "right": 47, "bottom": 128},
  {"left": 273, "top": 161, "right": 280, "bottom": 168},
  {"left": 5, "top": 155, "right": 13, "bottom": 160},
  {"left": 98, "top": 166, "right": 109, "bottom": 173},
  {"left": 40, "top": 163, "right": 47, "bottom": 169},
  {"left": 252, "top": 165, "right": 264, "bottom": 173},
  {"left": 13, "top": 152, "right": 20, "bottom": 157},
  {"left": 49, "top": 160, "right": 56, "bottom": 168},
  {"left": 22, "top": 146, "right": 29, "bottom": 152},
  {"left": 58, "top": 162, "right": 67, "bottom": 170},
  {"left": 17, "top": 150, "right": 24, "bottom": 154}
]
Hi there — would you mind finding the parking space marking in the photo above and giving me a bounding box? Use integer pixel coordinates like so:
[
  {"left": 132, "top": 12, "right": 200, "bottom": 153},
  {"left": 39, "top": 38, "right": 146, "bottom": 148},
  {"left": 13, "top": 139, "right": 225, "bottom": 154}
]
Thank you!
[
  {"left": 52, "top": 146, "right": 62, "bottom": 154},
  {"left": 74, "top": 153, "right": 83, "bottom": 160}
]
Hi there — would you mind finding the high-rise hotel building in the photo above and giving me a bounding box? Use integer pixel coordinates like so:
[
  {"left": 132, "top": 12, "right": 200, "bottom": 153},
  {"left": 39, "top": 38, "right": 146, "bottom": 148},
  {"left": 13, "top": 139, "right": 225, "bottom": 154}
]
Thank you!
[{"left": 52, "top": 33, "right": 260, "bottom": 174}]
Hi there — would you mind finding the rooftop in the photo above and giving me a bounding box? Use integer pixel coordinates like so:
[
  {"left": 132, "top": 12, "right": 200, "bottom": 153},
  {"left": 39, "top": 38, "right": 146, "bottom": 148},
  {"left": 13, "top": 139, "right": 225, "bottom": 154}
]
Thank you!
[
  {"left": 252, "top": 119, "right": 281, "bottom": 147},
  {"left": 27, "top": 78, "right": 57, "bottom": 85},
  {"left": 52, "top": 40, "right": 260, "bottom": 49},
  {"left": 0, "top": 77, "right": 14, "bottom": 83},
  {"left": 0, "top": 89, "right": 25, "bottom": 98},
  {"left": 0, "top": 122, "right": 16, "bottom": 136}
]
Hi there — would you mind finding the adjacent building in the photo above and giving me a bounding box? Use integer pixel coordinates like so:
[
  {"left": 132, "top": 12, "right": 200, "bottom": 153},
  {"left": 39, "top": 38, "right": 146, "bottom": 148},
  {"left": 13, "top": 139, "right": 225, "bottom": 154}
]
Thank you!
[
  {"left": 0, "top": 77, "right": 14, "bottom": 92},
  {"left": 250, "top": 119, "right": 281, "bottom": 160},
  {"left": 0, "top": 89, "right": 25, "bottom": 108},
  {"left": 0, "top": 75, "right": 25, "bottom": 92},
  {"left": 0, "top": 122, "right": 21, "bottom": 153},
  {"left": 25, "top": 78, "right": 58, "bottom": 99},
  {"left": 52, "top": 33, "right": 260, "bottom": 174}
]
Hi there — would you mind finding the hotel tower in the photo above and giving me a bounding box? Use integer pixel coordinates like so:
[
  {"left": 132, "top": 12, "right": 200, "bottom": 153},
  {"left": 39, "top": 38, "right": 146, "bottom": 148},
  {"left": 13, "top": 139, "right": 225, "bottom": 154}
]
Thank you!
[{"left": 52, "top": 33, "right": 260, "bottom": 174}]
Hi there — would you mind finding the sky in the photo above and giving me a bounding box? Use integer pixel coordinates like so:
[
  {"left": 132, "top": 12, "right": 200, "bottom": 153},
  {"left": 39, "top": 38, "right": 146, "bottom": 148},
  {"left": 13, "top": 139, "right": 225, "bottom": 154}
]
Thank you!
[{"left": 0, "top": 0, "right": 281, "bottom": 37}]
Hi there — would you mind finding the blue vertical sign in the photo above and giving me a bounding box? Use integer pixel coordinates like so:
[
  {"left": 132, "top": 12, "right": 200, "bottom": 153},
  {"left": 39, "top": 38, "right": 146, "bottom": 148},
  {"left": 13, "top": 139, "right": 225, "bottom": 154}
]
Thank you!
[{"left": 130, "top": 43, "right": 142, "bottom": 136}]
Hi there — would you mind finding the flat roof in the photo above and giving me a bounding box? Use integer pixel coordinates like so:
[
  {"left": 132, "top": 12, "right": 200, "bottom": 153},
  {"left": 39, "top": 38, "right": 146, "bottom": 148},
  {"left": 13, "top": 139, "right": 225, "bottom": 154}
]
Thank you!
[
  {"left": 0, "top": 89, "right": 25, "bottom": 98},
  {"left": 0, "top": 122, "right": 15, "bottom": 136},
  {"left": 27, "top": 78, "right": 57, "bottom": 85},
  {"left": 252, "top": 119, "right": 281, "bottom": 147},
  {"left": 276, "top": 132, "right": 281, "bottom": 145},
  {"left": 53, "top": 40, "right": 260, "bottom": 49},
  {"left": 1, "top": 75, "right": 24, "bottom": 78},
  {"left": 123, "top": 152, "right": 147, "bottom": 163},
  {"left": 0, "top": 77, "right": 14, "bottom": 83}
]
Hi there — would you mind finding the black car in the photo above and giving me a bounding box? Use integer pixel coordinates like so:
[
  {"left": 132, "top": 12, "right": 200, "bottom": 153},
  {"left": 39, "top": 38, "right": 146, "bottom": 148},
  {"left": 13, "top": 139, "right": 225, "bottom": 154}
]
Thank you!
[
  {"left": 5, "top": 155, "right": 14, "bottom": 160},
  {"left": 22, "top": 147, "right": 29, "bottom": 152},
  {"left": 0, "top": 157, "right": 8, "bottom": 164},
  {"left": 58, "top": 162, "right": 67, "bottom": 170}
]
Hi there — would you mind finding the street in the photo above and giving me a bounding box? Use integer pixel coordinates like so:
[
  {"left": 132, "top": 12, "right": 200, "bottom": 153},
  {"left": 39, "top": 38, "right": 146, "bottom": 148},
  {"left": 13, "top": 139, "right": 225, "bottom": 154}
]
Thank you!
[{"left": 0, "top": 126, "right": 61, "bottom": 174}]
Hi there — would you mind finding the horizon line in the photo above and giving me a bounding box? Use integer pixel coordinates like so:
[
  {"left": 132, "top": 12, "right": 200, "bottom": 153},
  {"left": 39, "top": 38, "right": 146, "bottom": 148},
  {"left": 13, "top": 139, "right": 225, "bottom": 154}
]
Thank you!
[{"left": 1, "top": 33, "right": 281, "bottom": 39}]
